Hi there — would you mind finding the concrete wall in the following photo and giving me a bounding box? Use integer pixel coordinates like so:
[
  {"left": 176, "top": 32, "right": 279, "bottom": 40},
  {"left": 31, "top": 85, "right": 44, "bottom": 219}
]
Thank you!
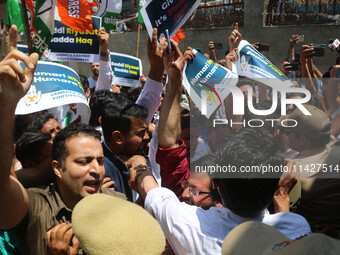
[{"left": 3, "top": 0, "right": 339, "bottom": 76}]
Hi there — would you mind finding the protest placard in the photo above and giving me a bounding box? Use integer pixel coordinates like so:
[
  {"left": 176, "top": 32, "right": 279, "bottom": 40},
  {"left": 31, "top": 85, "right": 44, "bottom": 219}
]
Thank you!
[
  {"left": 15, "top": 61, "right": 90, "bottom": 125},
  {"left": 233, "top": 40, "right": 292, "bottom": 88},
  {"left": 141, "top": 0, "right": 200, "bottom": 40},
  {"left": 46, "top": 17, "right": 101, "bottom": 62},
  {"left": 183, "top": 49, "right": 238, "bottom": 118},
  {"left": 110, "top": 52, "right": 143, "bottom": 87}
]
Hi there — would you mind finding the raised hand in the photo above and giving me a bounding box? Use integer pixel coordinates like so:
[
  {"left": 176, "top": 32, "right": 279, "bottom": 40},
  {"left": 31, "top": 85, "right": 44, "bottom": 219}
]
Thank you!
[
  {"left": 148, "top": 28, "right": 166, "bottom": 82},
  {"left": 163, "top": 40, "right": 195, "bottom": 81},
  {"left": 225, "top": 48, "right": 238, "bottom": 71},
  {"left": 0, "top": 25, "right": 38, "bottom": 108},
  {"left": 98, "top": 27, "right": 110, "bottom": 61},
  {"left": 228, "top": 22, "right": 242, "bottom": 51},
  {"left": 289, "top": 34, "right": 299, "bottom": 47}
]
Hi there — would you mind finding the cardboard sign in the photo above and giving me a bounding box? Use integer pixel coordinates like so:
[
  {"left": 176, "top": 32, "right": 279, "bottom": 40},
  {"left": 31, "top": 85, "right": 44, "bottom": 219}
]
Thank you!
[
  {"left": 15, "top": 61, "right": 90, "bottom": 125},
  {"left": 111, "top": 52, "right": 143, "bottom": 87},
  {"left": 183, "top": 50, "right": 238, "bottom": 118},
  {"left": 141, "top": 0, "right": 200, "bottom": 41},
  {"left": 233, "top": 40, "right": 292, "bottom": 88},
  {"left": 47, "top": 17, "right": 101, "bottom": 62}
]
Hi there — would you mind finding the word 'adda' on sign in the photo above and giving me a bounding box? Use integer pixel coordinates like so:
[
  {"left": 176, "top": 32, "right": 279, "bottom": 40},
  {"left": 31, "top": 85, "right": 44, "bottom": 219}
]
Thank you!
[{"left": 51, "top": 37, "right": 93, "bottom": 46}]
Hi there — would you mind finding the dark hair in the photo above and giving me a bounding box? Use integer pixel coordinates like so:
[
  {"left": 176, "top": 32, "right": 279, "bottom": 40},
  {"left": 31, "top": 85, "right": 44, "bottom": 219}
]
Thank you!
[
  {"left": 181, "top": 108, "right": 190, "bottom": 116},
  {"left": 16, "top": 131, "right": 52, "bottom": 165},
  {"left": 79, "top": 74, "right": 90, "bottom": 92},
  {"left": 127, "top": 87, "right": 143, "bottom": 102},
  {"left": 27, "top": 112, "right": 58, "bottom": 132},
  {"left": 215, "top": 128, "right": 282, "bottom": 217},
  {"left": 89, "top": 90, "right": 114, "bottom": 126},
  {"left": 89, "top": 90, "right": 131, "bottom": 127},
  {"left": 101, "top": 103, "right": 147, "bottom": 142},
  {"left": 119, "top": 104, "right": 148, "bottom": 133},
  {"left": 53, "top": 124, "right": 101, "bottom": 167}
]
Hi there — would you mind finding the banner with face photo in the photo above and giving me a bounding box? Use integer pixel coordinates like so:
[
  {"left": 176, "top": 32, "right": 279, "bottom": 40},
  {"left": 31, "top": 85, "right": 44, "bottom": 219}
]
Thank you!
[
  {"left": 141, "top": 0, "right": 200, "bottom": 41},
  {"left": 15, "top": 61, "right": 90, "bottom": 124},
  {"left": 110, "top": 52, "right": 143, "bottom": 87},
  {"left": 183, "top": 49, "right": 238, "bottom": 118}
]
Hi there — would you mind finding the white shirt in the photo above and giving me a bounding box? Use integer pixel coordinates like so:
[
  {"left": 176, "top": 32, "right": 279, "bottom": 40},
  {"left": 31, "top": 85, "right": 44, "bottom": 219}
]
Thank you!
[
  {"left": 87, "top": 76, "right": 97, "bottom": 89},
  {"left": 138, "top": 78, "right": 163, "bottom": 184},
  {"left": 145, "top": 187, "right": 311, "bottom": 255},
  {"left": 136, "top": 77, "right": 163, "bottom": 125},
  {"left": 93, "top": 59, "right": 114, "bottom": 91},
  {"left": 148, "top": 114, "right": 162, "bottom": 186}
]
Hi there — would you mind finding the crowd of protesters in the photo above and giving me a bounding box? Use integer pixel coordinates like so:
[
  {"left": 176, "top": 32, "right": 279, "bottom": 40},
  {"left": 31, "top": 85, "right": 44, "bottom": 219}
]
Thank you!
[{"left": 0, "top": 22, "right": 340, "bottom": 255}]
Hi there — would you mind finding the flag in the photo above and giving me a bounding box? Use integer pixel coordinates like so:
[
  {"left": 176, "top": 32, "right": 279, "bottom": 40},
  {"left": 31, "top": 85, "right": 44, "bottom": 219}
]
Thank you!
[
  {"left": 33, "top": 0, "right": 98, "bottom": 58},
  {"left": 55, "top": 0, "right": 98, "bottom": 32},
  {"left": 4, "top": 0, "right": 35, "bottom": 34},
  {"left": 5, "top": 0, "right": 25, "bottom": 33},
  {"left": 138, "top": 0, "right": 146, "bottom": 24},
  {"left": 172, "top": 28, "right": 185, "bottom": 43},
  {"left": 33, "top": 0, "right": 56, "bottom": 58},
  {"left": 92, "top": 0, "right": 122, "bottom": 31}
]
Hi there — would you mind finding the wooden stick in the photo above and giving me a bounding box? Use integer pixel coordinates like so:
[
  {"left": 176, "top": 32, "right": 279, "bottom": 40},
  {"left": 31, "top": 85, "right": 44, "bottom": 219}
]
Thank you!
[
  {"left": 1, "top": 24, "right": 8, "bottom": 60},
  {"left": 136, "top": 23, "right": 141, "bottom": 58},
  {"left": 21, "top": 0, "right": 33, "bottom": 54}
]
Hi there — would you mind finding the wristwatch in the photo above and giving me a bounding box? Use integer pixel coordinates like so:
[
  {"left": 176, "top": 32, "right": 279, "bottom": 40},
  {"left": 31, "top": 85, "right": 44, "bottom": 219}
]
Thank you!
[{"left": 100, "top": 51, "right": 110, "bottom": 57}]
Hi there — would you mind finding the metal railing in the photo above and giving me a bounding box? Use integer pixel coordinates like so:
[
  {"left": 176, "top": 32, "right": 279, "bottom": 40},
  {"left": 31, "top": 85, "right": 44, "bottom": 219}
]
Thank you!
[
  {"left": 183, "top": 0, "right": 244, "bottom": 28},
  {"left": 265, "top": 0, "right": 340, "bottom": 26}
]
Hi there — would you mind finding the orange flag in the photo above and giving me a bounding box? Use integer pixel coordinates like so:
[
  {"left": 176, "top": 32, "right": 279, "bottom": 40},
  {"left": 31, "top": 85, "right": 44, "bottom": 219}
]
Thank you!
[
  {"left": 56, "top": 0, "right": 98, "bottom": 32},
  {"left": 172, "top": 28, "right": 185, "bottom": 43}
]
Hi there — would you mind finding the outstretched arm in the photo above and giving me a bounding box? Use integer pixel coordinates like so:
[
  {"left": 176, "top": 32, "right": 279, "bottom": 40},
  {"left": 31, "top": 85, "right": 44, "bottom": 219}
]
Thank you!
[
  {"left": 300, "top": 45, "right": 317, "bottom": 94},
  {"left": 95, "top": 27, "right": 114, "bottom": 91},
  {"left": 0, "top": 25, "right": 38, "bottom": 230},
  {"left": 287, "top": 35, "right": 298, "bottom": 60},
  {"left": 136, "top": 28, "right": 166, "bottom": 125},
  {"left": 158, "top": 42, "right": 194, "bottom": 149}
]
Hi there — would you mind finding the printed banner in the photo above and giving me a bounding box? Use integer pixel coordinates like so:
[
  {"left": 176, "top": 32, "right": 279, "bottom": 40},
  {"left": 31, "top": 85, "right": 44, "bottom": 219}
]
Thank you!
[
  {"left": 183, "top": 50, "right": 238, "bottom": 118},
  {"left": 234, "top": 40, "right": 292, "bottom": 88},
  {"left": 110, "top": 52, "right": 142, "bottom": 87},
  {"left": 15, "top": 61, "right": 90, "bottom": 125},
  {"left": 141, "top": 0, "right": 200, "bottom": 41},
  {"left": 46, "top": 16, "right": 101, "bottom": 62}
]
